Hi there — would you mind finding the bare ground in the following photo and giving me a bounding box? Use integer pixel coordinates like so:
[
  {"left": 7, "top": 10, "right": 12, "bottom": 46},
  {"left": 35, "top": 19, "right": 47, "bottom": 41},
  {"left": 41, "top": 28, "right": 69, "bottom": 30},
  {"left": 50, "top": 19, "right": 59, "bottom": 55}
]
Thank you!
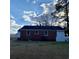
[{"left": 10, "top": 40, "right": 69, "bottom": 59}]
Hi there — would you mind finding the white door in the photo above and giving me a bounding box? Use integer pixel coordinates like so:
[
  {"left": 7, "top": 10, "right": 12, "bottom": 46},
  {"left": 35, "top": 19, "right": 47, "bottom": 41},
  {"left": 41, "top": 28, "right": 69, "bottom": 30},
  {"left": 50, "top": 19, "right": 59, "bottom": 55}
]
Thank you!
[{"left": 56, "top": 31, "right": 65, "bottom": 42}]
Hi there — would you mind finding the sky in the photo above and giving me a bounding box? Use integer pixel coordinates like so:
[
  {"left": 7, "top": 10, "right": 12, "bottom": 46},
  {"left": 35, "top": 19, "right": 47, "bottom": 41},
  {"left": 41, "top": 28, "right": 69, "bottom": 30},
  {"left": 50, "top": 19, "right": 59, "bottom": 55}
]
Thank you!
[
  {"left": 11, "top": 0, "right": 68, "bottom": 34},
  {"left": 10, "top": 0, "right": 58, "bottom": 34}
]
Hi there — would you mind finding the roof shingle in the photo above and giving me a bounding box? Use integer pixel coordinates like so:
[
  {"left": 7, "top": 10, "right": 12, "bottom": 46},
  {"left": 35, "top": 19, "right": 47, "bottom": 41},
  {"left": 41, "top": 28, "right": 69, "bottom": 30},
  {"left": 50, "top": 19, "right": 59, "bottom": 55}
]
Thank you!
[{"left": 18, "top": 26, "right": 64, "bottom": 31}]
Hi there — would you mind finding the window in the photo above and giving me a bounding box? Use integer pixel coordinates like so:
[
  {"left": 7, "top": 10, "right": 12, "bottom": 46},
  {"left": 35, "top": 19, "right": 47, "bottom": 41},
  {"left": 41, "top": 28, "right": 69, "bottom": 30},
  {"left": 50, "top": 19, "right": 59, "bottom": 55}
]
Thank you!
[
  {"left": 44, "top": 31, "right": 48, "bottom": 36},
  {"left": 27, "top": 31, "right": 30, "bottom": 36},
  {"left": 34, "top": 30, "right": 39, "bottom": 35}
]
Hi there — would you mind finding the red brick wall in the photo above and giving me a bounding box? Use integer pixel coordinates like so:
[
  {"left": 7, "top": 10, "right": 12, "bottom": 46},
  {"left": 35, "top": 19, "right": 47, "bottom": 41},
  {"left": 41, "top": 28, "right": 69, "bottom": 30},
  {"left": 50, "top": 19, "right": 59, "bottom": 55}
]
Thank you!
[
  {"left": 48, "top": 31, "right": 56, "bottom": 41},
  {"left": 20, "top": 30, "right": 56, "bottom": 41},
  {"left": 20, "top": 29, "right": 27, "bottom": 40}
]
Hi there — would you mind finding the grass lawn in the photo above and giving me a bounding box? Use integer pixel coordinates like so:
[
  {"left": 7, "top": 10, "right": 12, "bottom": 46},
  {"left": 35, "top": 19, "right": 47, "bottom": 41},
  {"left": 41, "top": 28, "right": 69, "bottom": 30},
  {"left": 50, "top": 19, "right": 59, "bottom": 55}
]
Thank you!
[{"left": 10, "top": 40, "right": 69, "bottom": 59}]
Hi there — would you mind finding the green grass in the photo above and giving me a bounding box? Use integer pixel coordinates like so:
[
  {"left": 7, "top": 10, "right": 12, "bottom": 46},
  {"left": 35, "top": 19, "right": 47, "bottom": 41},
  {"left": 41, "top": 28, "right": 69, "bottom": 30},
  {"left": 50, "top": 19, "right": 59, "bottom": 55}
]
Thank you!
[{"left": 10, "top": 40, "right": 69, "bottom": 59}]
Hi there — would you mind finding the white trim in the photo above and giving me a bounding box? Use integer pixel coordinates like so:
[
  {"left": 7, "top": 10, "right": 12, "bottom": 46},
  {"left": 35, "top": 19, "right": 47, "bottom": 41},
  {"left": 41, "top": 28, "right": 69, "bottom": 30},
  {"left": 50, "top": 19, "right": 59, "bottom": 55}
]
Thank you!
[{"left": 43, "top": 31, "right": 48, "bottom": 36}]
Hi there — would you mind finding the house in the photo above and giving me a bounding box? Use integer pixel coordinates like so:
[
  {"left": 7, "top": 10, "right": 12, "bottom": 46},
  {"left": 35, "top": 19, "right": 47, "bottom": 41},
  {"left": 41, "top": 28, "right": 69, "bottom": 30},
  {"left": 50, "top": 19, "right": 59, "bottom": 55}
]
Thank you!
[{"left": 17, "top": 26, "right": 66, "bottom": 41}]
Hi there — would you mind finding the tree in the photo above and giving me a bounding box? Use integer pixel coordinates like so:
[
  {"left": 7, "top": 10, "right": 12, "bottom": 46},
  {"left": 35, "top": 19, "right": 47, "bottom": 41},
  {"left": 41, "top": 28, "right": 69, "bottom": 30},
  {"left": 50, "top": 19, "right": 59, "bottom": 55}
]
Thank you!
[{"left": 51, "top": 0, "right": 69, "bottom": 36}]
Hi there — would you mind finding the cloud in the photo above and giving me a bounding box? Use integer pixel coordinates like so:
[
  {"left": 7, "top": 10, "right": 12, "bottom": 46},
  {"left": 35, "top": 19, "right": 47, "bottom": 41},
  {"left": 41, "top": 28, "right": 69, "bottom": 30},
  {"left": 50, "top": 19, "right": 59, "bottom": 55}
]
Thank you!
[
  {"left": 59, "top": 21, "right": 67, "bottom": 28},
  {"left": 22, "top": 15, "right": 31, "bottom": 22},
  {"left": 10, "top": 16, "right": 23, "bottom": 34},
  {"left": 55, "top": 11, "right": 66, "bottom": 18},
  {"left": 40, "top": 2, "right": 56, "bottom": 14},
  {"left": 32, "top": 0, "right": 37, "bottom": 4},
  {"left": 22, "top": 1, "right": 56, "bottom": 25},
  {"left": 23, "top": 12, "right": 54, "bottom": 26},
  {"left": 52, "top": 22, "right": 59, "bottom": 26},
  {"left": 40, "top": 3, "right": 49, "bottom": 14},
  {"left": 52, "top": 20, "right": 67, "bottom": 28},
  {"left": 22, "top": 11, "right": 39, "bottom": 25},
  {"left": 39, "top": 1, "right": 67, "bottom": 27},
  {"left": 53, "top": 0, "right": 58, "bottom": 5},
  {"left": 22, "top": 11, "right": 36, "bottom": 22},
  {"left": 10, "top": 15, "right": 15, "bottom": 19},
  {"left": 22, "top": 8, "right": 55, "bottom": 26},
  {"left": 22, "top": 1, "right": 67, "bottom": 27},
  {"left": 23, "top": 11, "right": 37, "bottom": 17}
]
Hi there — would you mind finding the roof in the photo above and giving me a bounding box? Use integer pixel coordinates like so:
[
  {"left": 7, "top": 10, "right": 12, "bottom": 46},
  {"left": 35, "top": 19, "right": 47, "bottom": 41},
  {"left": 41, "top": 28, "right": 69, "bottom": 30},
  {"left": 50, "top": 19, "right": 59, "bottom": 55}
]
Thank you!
[{"left": 18, "top": 26, "right": 64, "bottom": 31}]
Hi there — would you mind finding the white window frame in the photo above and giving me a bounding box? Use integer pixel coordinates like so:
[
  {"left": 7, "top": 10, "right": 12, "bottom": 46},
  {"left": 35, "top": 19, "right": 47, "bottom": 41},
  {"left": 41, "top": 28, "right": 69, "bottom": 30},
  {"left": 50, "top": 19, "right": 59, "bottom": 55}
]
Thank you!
[{"left": 44, "top": 31, "right": 48, "bottom": 36}]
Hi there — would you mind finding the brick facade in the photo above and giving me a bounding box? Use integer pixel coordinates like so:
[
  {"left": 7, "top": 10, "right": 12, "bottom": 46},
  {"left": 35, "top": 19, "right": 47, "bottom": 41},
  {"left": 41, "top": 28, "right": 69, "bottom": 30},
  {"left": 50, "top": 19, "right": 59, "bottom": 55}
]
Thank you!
[{"left": 19, "top": 29, "right": 56, "bottom": 41}]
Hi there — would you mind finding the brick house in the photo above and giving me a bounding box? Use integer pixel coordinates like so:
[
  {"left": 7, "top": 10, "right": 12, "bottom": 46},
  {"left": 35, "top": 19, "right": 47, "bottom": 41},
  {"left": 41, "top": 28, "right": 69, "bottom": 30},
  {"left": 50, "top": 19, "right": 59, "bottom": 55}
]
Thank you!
[{"left": 17, "top": 26, "right": 65, "bottom": 41}]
